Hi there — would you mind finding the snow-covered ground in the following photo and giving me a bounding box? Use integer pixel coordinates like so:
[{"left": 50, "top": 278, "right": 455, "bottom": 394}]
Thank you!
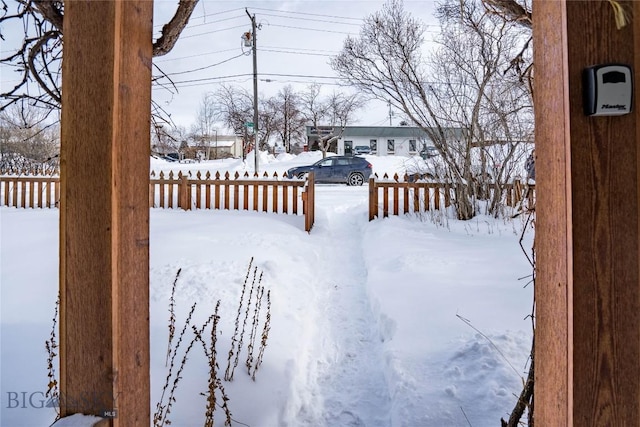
[{"left": 1, "top": 152, "right": 534, "bottom": 426}]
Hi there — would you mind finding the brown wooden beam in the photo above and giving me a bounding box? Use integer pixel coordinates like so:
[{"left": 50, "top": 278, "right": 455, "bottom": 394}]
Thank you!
[
  {"left": 60, "top": 1, "right": 152, "bottom": 426},
  {"left": 534, "top": 1, "right": 640, "bottom": 425}
]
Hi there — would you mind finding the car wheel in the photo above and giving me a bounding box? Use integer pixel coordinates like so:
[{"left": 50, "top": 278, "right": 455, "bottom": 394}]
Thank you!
[
  {"left": 348, "top": 173, "right": 364, "bottom": 186},
  {"left": 296, "top": 172, "right": 306, "bottom": 179}
]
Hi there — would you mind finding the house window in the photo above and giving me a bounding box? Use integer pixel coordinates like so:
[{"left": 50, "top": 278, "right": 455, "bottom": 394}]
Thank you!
[
  {"left": 387, "top": 139, "right": 395, "bottom": 153},
  {"left": 409, "top": 139, "right": 417, "bottom": 152},
  {"left": 370, "top": 139, "right": 377, "bottom": 153},
  {"left": 344, "top": 140, "right": 353, "bottom": 154}
]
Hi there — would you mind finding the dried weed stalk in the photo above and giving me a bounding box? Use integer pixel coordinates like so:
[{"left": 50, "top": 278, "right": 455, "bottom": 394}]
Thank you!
[
  {"left": 165, "top": 268, "right": 181, "bottom": 366},
  {"left": 44, "top": 295, "right": 60, "bottom": 419},
  {"left": 153, "top": 300, "right": 197, "bottom": 427},
  {"left": 153, "top": 260, "right": 272, "bottom": 426},
  {"left": 224, "top": 258, "right": 254, "bottom": 381},
  {"left": 204, "top": 300, "right": 233, "bottom": 427},
  {"left": 225, "top": 262, "right": 260, "bottom": 381},
  {"left": 251, "top": 289, "right": 271, "bottom": 380},
  {"left": 246, "top": 282, "right": 264, "bottom": 375}
]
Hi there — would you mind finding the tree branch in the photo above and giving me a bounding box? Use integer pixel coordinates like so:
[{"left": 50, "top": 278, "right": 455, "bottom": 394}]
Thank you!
[
  {"left": 481, "top": 0, "right": 532, "bottom": 28},
  {"left": 28, "top": 30, "right": 61, "bottom": 105},
  {"left": 32, "top": 0, "right": 63, "bottom": 31},
  {"left": 153, "top": 0, "right": 199, "bottom": 57}
]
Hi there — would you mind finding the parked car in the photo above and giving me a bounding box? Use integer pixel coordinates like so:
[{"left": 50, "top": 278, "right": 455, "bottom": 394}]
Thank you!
[
  {"left": 353, "top": 145, "right": 371, "bottom": 155},
  {"left": 286, "top": 155, "right": 373, "bottom": 186},
  {"left": 420, "top": 146, "right": 439, "bottom": 159}
]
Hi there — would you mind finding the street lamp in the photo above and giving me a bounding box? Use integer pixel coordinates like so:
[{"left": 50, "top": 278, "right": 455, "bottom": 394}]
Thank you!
[{"left": 214, "top": 129, "right": 218, "bottom": 160}]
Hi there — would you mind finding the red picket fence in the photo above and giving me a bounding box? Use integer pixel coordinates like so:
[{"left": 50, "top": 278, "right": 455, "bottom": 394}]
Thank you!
[
  {"left": 0, "top": 170, "right": 316, "bottom": 231},
  {"left": 369, "top": 173, "right": 535, "bottom": 220},
  {"left": 149, "top": 170, "right": 315, "bottom": 231},
  {"left": 0, "top": 174, "right": 60, "bottom": 208}
]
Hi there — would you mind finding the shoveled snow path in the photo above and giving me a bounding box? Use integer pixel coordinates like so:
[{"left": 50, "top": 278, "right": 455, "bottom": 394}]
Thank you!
[{"left": 284, "top": 185, "right": 391, "bottom": 426}]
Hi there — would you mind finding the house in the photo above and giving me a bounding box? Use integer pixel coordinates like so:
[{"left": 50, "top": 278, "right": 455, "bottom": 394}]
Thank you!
[
  {"left": 306, "top": 125, "right": 462, "bottom": 156},
  {"left": 180, "top": 134, "right": 245, "bottom": 160},
  {"left": 202, "top": 134, "right": 244, "bottom": 159}
]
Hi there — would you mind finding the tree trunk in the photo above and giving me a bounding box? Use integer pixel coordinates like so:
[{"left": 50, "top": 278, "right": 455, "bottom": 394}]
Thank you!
[{"left": 453, "top": 183, "right": 475, "bottom": 220}]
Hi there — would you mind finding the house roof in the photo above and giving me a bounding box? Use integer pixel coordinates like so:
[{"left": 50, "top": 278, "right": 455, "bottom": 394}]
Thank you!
[
  {"left": 188, "top": 136, "right": 239, "bottom": 148},
  {"left": 306, "top": 125, "right": 466, "bottom": 140},
  {"left": 342, "top": 126, "right": 430, "bottom": 139},
  {"left": 209, "top": 138, "right": 236, "bottom": 148}
]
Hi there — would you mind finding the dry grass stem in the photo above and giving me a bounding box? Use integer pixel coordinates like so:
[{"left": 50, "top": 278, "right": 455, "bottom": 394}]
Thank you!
[
  {"left": 165, "top": 268, "right": 181, "bottom": 367},
  {"left": 44, "top": 295, "right": 60, "bottom": 419},
  {"left": 154, "top": 301, "right": 197, "bottom": 427},
  {"left": 251, "top": 289, "right": 271, "bottom": 380},
  {"left": 246, "top": 281, "right": 264, "bottom": 374},
  {"left": 224, "top": 258, "right": 253, "bottom": 381}
]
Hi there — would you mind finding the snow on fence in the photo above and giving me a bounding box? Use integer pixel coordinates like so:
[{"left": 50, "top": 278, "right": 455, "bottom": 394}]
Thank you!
[
  {"left": 368, "top": 173, "right": 535, "bottom": 220},
  {"left": 149, "top": 170, "right": 315, "bottom": 231},
  {"left": 0, "top": 170, "right": 315, "bottom": 232},
  {"left": 0, "top": 174, "right": 60, "bottom": 208}
]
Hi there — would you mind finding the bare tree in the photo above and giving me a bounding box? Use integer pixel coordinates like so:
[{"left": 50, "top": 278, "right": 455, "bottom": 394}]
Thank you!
[
  {"left": 151, "top": 123, "right": 183, "bottom": 157},
  {"left": 208, "top": 85, "right": 276, "bottom": 154},
  {"left": 258, "top": 97, "right": 280, "bottom": 151},
  {"left": 209, "top": 84, "right": 308, "bottom": 155},
  {"left": 270, "top": 85, "right": 306, "bottom": 153},
  {"left": 0, "top": 0, "right": 199, "bottom": 119},
  {"left": 191, "top": 93, "right": 219, "bottom": 159},
  {"left": 331, "top": 0, "right": 531, "bottom": 219},
  {"left": 208, "top": 85, "right": 254, "bottom": 155},
  {"left": 0, "top": 100, "right": 60, "bottom": 171},
  {"left": 299, "top": 84, "right": 363, "bottom": 158}
]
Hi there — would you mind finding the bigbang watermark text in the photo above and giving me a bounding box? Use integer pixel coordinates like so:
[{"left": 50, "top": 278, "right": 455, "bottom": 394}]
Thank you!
[{"left": 5, "top": 391, "right": 118, "bottom": 418}]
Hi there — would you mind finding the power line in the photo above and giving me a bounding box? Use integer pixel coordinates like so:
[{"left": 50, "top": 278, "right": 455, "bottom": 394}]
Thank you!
[
  {"left": 169, "top": 73, "right": 254, "bottom": 86},
  {"left": 170, "top": 77, "right": 348, "bottom": 90},
  {"left": 178, "top": 24, "right": 247, "bottom": 40},
  {"left": 168, "top": 78, "right": 253, "bottom": 90},
  {"left": 166, "top": 72, "right": 348, "bottom": 88},
  {"left": 266, "top": 23, "right": 354, "bottom": 36},
  {"left": 247, "top": 6, "right": 441, "bottom": 27},
  {"left": 174, "top": 14, "right": 246, "bottom": 31},
  {"left": 262, "top": 45, "right": 339, "bottom": 54},
  {"left": 260, "top": 48, "right": 333, "bottom": 58},
  {"left": 156, "top": 45, "right": 338, "bottom": 64},
  {"left": 163, "top": 53, "right": 248, "bottom": 77},
  {"left": 254, "top": 12, "right": 362, "bottom": 27},
  {"left": 166, "top": 73, "right": 346, "bottom": 88},
  {"left": 153, "top": 7, "right": 246, "bottom": 29},
  {"left": 154, "top": 47, "right": 239, "bottom": 63},
  {"left": 248, "top": 7, "right": 364, "bottom": 22},
  {"left": 262, "top": 72, "right": 346, "bottom": 81}
]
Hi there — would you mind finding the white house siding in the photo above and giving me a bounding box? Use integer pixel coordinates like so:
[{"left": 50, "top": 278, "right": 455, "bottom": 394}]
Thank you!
[
  {"left": 308, "top": 125, "right": 456, "bottom": 157},
  {"left": 338, "top": 136, "right": 430, "bottom": 156},
  {"left": 338, "top": 137, "right": 379, "bottom": 156}
]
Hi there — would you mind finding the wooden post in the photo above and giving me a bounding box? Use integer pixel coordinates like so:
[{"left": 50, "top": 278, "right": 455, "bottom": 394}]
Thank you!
[
  {"left": 60, "top": 1, "right": 152, "bottom": 426},
  {"left": 368, "top": 176, "right": 376, "bottom": 221},
  {"left": 534, "top": 1, "right": 640, "bottom": 424},
  {"left": 304, "top": 172, "right": 315, "bottom": 232},
  {"left": 178, "top": 172, "right": 189, "bottom": 210}
]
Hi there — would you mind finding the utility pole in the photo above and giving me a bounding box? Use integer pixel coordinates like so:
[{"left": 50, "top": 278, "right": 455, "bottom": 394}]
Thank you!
[
  {"left": 388, "top": 99, "right": 393, "bottom": 126},
  {"left": 246, "top": 9, "right": 259, "bottom": 173}
]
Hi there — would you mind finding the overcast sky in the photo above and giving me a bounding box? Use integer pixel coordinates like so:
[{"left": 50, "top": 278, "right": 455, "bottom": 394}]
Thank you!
[
  {"left": 0, "top": 1, "right": 440, "bottom": 131},
  {"left": 152, "top": 0, "right": 440, "bottom": 130}
]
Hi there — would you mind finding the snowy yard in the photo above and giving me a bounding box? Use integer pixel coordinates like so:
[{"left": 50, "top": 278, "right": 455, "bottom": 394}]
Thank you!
[{"left": 1, "top": 153, "right": 534, "bottom": 426}]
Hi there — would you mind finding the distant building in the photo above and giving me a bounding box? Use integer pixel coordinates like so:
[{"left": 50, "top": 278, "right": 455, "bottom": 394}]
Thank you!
[
  {"left": 185, "top": 134, "right": 245, "bottom": 160},
  {"left": 305, "top": 125, "right": 463, "bottom": 156}
]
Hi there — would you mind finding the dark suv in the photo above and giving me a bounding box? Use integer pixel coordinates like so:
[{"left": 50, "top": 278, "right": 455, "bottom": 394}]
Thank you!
[{"left": 286, "top": 156, "right": 373, "bottom": 186}]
